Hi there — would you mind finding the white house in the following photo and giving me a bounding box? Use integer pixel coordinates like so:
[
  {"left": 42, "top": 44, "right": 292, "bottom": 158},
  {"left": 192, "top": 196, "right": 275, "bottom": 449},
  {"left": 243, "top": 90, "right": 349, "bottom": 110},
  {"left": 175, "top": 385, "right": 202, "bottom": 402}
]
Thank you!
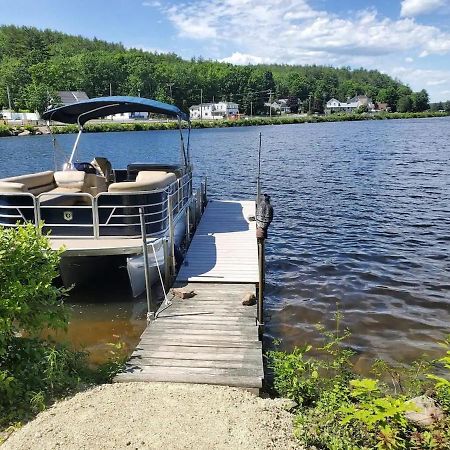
[
  {"left": 325, "top": 95, "right": 375, "bottom": 114},
  {"left": 189, "top": 102, "right": 239, "bottom": 120},
  {"left": 107, "top": 111, "right": 149, "bottom": 121},
  {"left": 1, "top": 110, "right": 40, "bottom": 122}
]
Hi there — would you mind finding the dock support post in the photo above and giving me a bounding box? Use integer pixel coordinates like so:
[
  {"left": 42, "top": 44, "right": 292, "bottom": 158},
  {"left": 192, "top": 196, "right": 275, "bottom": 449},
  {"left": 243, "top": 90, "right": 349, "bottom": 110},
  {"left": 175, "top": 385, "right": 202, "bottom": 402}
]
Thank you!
[
  {"left": 185, "top": 201, "right": 191, "bottom": 247},
  {"left": 202, "top": 176, "right": 208, "bottom": 210},
  {"left": 163, "top": 237, "right": 170, "bottom": 289},
  {"left": 139, "top": 207, "right": 154, "bottom": 322},
  {"left": 257, "top": 237, "right": 265, "bottom": 326},
  {"left": 168, "top": 194, "right": 176, "bottom": 277}
]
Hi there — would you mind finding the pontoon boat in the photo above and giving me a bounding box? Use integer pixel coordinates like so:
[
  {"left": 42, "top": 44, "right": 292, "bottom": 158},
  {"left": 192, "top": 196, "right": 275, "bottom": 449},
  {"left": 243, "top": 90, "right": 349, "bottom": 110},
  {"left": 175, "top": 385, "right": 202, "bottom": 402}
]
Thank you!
[{"left": 0, "top": 96, "right": 202, "bottom": 296}]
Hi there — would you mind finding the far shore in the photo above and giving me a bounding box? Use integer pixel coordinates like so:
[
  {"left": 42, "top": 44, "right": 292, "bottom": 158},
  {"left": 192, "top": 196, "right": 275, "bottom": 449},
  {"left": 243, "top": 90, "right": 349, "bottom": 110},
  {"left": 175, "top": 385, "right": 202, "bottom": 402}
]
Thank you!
[{"left": 1, "top": 111, "right": 449, "bottom": 137}]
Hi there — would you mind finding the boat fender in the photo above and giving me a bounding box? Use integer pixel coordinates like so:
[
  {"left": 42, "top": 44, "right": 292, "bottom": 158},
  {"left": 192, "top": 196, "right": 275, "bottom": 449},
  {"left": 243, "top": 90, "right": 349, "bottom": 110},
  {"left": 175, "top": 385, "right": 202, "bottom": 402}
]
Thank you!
[{"left": 256, "top": 193, "right": 274, "bottom": 239}]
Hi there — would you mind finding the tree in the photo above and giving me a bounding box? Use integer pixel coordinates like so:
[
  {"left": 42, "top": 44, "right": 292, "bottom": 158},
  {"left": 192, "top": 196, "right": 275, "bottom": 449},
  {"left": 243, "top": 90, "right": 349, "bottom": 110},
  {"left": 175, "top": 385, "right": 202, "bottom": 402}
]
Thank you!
[
  {"left": 22, "top": 83, "right": 54, "bottom": 113},
  {"left": 0, "top": 25, "right": 429, "bottom": 117},
  {"left": 411, "top": 89, "right": 429, "bottom": 112},
  {"left": 286, "top": 96, "right": 299, "bottom": 113},
  {"left": 397, "top": 95, "right": 413, "bottom": 113},
  {"left": 376, "top": 87, "right": 399, "bottom": 111}
]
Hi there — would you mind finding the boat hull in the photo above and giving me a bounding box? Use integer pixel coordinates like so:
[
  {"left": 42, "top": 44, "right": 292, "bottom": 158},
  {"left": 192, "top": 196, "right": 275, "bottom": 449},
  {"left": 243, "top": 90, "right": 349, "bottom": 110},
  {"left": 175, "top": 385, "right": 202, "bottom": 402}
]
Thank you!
[{"left": 58, "top": 209, "right": 187, "bottom": 297}]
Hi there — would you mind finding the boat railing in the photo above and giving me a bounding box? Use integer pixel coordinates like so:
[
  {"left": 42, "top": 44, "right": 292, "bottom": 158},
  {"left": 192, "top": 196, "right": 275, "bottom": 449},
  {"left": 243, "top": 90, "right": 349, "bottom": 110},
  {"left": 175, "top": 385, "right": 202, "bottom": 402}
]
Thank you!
[{"left": 0, "top": 172, "right": 193, "bottom": 239}]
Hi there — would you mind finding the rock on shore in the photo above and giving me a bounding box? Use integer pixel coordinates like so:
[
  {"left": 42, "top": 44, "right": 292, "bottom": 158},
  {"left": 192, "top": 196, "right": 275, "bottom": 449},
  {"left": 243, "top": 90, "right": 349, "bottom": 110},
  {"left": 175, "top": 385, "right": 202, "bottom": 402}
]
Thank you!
[{"left": 2, "top": 383, "right": 298, "bottom": 450}]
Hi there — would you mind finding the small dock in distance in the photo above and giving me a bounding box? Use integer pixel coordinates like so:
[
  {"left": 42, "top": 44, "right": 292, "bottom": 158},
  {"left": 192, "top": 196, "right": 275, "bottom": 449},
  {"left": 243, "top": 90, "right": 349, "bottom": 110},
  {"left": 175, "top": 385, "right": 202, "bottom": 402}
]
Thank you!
[{"left": 115, "top": 200, "right": 263, "bottom": 391}]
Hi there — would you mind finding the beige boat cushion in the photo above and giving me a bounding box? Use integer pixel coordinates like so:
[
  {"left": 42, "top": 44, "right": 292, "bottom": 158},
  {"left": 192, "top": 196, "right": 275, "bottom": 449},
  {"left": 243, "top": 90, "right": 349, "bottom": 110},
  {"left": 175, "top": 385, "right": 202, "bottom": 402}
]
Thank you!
[
  {"left": 0, "top": 181, "right": 28, "bottom": 193},
  {"left": 54, "top": 171, "right": 86, "bottom": 190},
  {"left": 0, "top": 170, "right": 55, "bottom": 195},
  {"left": 135, "top": 171, "right": 167, "bottom": 182},
  {"left": 108, "top": 173, "right": 176, "bottom": 193}
]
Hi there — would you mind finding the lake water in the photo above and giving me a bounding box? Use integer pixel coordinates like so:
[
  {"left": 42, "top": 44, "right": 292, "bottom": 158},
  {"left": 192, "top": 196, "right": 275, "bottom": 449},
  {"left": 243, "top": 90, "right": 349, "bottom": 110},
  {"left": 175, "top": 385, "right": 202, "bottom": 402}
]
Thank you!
[{"left": 1, "top": 117, "right": 449, "bottom": 368}]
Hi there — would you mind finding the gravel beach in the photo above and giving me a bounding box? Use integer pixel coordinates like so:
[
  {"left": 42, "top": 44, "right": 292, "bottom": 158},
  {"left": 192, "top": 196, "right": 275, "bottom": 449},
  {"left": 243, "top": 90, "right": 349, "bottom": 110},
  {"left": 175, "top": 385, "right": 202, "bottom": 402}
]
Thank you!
[{"left": 2, "top": 383, "right": 298, "bottom": 450}]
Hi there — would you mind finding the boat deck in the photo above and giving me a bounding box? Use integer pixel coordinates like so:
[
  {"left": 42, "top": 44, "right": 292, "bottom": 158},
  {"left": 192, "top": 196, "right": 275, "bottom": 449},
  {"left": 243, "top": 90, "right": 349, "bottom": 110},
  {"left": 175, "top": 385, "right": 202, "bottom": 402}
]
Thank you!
[{"left": 115, "top": 200, "right": 263, "bottom": 391}]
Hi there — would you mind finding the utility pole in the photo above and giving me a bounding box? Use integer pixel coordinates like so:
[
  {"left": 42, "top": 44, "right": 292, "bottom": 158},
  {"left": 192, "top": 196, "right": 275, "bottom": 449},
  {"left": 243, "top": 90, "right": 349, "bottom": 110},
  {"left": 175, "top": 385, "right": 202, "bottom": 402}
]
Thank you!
[
  {"left": 6, "top": 86, "right": 12, "bottom": 110},
  {"left": 308, "top": 94, "right": 312, "bottom": 114},
  {"left": 109, "top": 83, "right": 112, "bottom": 96},
  {"left": 250, "top": 101, "right": 253, "bottom": 118},
  {"left": 200, "top": 88, "right": 203, "bottom": 121}
]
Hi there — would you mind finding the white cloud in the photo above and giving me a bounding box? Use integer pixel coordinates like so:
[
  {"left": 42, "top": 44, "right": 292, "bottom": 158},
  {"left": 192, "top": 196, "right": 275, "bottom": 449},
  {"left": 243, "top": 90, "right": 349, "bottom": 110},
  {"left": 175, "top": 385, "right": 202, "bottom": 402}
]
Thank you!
[
  {"left": 142, "top": 1, "right": 161, "bottom": 6},
  {"left": 389, "top": 66, "right": 450, "bottom": 100},
  {"left": 148, "top": 0, "right": 450, "bottom": 101},
  {"left": 400, "top": 0, "right": 445, "bottom": 17},
  {"left": 157, "top": 0, "right": 450, "bottom": 65}
]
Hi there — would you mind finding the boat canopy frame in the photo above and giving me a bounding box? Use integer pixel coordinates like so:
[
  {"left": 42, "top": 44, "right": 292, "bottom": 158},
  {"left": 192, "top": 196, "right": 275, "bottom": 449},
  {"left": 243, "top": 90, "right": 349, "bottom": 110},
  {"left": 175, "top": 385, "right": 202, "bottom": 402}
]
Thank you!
[{"left": 42, "top": 96, "right": 191, "bottom": 167}]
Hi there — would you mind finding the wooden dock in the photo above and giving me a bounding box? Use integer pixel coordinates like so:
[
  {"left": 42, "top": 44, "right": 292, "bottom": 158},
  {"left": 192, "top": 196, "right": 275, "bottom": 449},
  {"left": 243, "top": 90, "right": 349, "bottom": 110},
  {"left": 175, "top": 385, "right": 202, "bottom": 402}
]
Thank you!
[{"left": 115, "top": 200, "right": 263, "bottom": 391}]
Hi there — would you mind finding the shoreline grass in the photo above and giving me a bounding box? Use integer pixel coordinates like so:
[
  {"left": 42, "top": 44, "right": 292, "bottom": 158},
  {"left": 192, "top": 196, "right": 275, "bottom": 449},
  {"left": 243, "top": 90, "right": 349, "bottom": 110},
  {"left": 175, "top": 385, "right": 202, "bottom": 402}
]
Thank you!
[{"left": 0, "top": 111, "right": 449, "bottom": 137}]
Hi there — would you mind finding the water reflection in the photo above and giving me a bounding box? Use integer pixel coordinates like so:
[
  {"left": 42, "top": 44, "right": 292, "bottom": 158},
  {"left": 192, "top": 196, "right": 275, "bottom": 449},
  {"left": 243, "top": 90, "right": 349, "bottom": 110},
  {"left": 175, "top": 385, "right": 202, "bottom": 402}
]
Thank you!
[{"left": 1, "top": 117, "right": 449, "bottom": 367}]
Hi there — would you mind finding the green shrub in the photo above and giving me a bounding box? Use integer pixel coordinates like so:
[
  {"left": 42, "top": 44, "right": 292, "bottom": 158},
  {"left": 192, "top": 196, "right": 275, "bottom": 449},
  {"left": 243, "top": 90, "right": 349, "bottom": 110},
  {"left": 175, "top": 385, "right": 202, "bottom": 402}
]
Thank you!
[
  {"left": 0, "top": 224, "right": 124, "bottom": 429},
  {"left": 268, "top": 314, "right": 450, "bottom": 450},
  {"left": 0, "top": 124, "right": 12, "bottom": 137},
  {"left": 0, "top": 223, "right": 67, "bottom": 350}
]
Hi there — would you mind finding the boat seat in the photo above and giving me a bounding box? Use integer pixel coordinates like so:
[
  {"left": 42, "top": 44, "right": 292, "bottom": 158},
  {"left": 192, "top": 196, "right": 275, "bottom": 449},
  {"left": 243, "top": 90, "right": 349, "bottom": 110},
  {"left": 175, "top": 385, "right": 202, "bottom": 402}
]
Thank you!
[
  {"left": 54, "top": 170, "right": 86, "bottom": 190},
  {"left": 127, "top": 164, "right": 184, "bottom": 180},
  {"left": 91, "top": 157, "right": 114, "bottom": 183},
  {"left": 0, "top": 181, "right": 28, "bottom": 193},
  {"left": 108, "top": 173, "right": 176, "bottom": 193},
  {"left": 135, "top": 171, "right": 167, "bottom": 182},
  {"left": 39, "top": 171, "right": 87, "bottom": 205},
  {"left": 0, "top": 171, "right": 56, "bottom": 195}
]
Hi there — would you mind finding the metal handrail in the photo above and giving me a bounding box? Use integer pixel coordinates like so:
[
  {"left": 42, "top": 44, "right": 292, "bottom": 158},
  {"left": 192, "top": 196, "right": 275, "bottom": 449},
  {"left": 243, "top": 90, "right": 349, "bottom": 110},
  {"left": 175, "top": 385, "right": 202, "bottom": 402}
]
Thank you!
[{"left": 0, "top": 172, "right": 193, "bottom": 239}]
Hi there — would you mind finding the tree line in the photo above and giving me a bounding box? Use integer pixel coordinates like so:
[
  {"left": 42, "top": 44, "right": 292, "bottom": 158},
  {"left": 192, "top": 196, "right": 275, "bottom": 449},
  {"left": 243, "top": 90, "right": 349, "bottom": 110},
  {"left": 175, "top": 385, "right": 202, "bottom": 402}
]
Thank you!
[{"left": 0, "top": 25, "right": 440, "bottom": 115}]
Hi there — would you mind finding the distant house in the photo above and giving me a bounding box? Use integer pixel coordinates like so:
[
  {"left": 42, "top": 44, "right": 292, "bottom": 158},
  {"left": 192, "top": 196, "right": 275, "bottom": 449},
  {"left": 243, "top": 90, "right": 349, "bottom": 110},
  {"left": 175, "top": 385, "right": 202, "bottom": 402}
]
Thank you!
[
  {"left": 189, "top": 102, "right": 239, "bottom": 120},
  {"left": 107, "top": 111, "right": 149, "bottom": 121},
  {"left": 325, "top": 95, "right": 375, "bottom": 114},
  {"left": 265, "top": 99, "right": 291, "bottom": 114},
  {"left": 57, "top": 91, "right": 89, "bottom": 106},
  {"left": 374, "top": 102, "right": 391, "bottom": 112},
  {"left": 1, "top": 110, "right": 40, "bottom": 122}
]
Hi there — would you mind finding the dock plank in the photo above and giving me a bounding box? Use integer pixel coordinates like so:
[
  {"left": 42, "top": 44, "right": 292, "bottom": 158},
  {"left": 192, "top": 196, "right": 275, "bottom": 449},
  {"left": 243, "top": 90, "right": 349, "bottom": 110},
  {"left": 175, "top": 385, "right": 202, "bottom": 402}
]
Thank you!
[{"left": 115, "top": 200, "right": 263, "bottom": 391}]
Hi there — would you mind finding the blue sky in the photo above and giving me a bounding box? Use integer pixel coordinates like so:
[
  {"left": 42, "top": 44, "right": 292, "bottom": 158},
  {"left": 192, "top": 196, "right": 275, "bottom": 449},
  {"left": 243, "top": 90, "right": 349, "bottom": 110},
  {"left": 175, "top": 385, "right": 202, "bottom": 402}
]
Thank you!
[{"left": 2, "top": 0, "right": 450, "bottom": 101}]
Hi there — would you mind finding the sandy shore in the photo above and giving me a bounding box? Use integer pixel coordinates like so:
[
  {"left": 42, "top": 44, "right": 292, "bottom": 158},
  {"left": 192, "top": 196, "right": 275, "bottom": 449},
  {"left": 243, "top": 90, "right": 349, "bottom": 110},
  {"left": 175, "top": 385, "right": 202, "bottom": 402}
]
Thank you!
[{"left": 2, "top": 383, "right": 298, "bottom": 450}]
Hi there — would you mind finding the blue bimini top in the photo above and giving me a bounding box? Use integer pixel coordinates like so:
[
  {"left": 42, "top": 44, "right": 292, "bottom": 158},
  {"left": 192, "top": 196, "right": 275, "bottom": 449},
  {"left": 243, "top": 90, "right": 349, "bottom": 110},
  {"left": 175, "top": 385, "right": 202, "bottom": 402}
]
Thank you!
[{"left": 42, "top": 96, "right": 190, "bottom": 125}]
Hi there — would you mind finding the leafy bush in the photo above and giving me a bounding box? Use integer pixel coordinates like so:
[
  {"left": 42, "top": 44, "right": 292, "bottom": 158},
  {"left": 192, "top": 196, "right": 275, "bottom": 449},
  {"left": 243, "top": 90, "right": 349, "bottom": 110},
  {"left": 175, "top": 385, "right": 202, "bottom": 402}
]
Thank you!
[
  {"left": 0, "top": 124, "right": 12, "bottom": 137},
  {"left": 268, "top": 313, "right": 450, "bottom": 450},
  {"left": 0, "top": 224, "right": 124, "bottom": 430},
  {"left": 0, "top": 223, "right": 67, "bottom": 350}
]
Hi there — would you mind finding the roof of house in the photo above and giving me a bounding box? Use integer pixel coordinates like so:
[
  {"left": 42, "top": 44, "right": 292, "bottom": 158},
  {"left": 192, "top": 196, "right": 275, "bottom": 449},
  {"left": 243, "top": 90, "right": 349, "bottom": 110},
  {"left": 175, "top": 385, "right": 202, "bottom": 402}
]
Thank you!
[{"left": 57, "top": 91, "right": 90, "bottom": 106}]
